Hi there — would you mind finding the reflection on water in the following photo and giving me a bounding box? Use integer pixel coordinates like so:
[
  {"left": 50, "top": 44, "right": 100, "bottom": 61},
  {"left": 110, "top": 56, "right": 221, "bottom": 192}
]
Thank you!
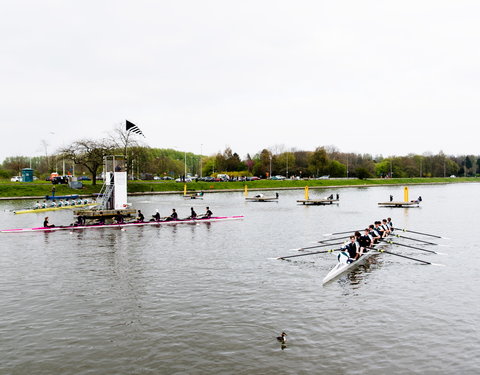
[{"left": 1, "top": 184, "right": 480, "bottom": 374}]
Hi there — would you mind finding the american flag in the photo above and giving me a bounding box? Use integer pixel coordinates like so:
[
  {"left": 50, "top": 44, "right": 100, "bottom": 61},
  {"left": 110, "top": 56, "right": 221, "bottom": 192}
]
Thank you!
[{"left": 126, "top": 120, "right": 145, "bottom": 137}]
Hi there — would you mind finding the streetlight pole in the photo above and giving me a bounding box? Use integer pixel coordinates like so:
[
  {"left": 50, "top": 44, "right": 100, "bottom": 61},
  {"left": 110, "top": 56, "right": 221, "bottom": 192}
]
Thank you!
[
  {"left": 200, "top": 144, "right": 203, "bottom": 178},
  {"left": 184, "top": 151, "right": 187, "bottom": 179},
  {"left": 269, "top": 154, "right": 272, "bottom": 179}
]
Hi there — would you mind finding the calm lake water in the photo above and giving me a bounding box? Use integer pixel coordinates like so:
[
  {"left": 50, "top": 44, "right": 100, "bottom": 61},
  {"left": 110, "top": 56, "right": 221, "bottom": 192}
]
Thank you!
[{"left": 1, "top": 183, "right": 479, "bottom": 375}]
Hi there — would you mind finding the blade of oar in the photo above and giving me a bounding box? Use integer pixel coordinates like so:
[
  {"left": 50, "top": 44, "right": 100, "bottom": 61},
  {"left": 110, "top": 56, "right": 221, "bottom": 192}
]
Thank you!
[
  {"left": 367, "top": 246, "right": 432, "bottom": 265},
  {"left": 323, "top": 229, "right": 361, "bottom": 236},
  {"left": 391, "top": 234, "right": 438, "bottom": 245},
  {"left": 278, "top": 248, "right": 342, "bottom": 260},
  {"left": 291, "top": 241, "right": 343, "bottom": 252},
  {"left": 393, "top": 227, "right": 448, "bottom": 239},
  {"left": 316, "top": 235, "right": 349, "bottom": 243},
  {"left": 380, "top": 239, "right": 445, "bottom": 254}
]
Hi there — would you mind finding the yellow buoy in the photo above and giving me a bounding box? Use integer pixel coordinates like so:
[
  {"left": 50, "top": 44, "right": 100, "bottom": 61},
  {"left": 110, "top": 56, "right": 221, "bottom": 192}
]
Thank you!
[
  {"left": 404, "top": 186, "right": 409, "bottom": 202},
  {"left": 305, "top": 186, "right": 309, "bottom": 200},
  {"left": 184, "top": 183, "right": 187, "bottom": 196},
  {"left": 244, "top": 185, "right": 248, "bottom": 197}
]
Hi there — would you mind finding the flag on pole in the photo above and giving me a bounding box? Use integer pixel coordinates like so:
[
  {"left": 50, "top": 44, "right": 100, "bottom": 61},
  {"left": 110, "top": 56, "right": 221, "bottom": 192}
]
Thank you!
[{"left": 126, "top": 120, "right": 145, "bottom": 137}]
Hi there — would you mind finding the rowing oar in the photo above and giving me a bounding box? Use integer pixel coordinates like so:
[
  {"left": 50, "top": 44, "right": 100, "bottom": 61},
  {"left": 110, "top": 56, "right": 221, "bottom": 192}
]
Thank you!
[
  {"left": 323, "top": 230, "right": 361, "bottom": 236},
  {"left": 367, "top": 246, "right": 433, "bottom": 265},
  {"left": 390, "top": 234, "right": 438, "bottom": 245},
  {"left": 393, "top": 227, "right": 449, "bottom": 239},
  {"left": 290, "top": 241, "right": 343, "bottom": 252},
  {"left": 315, "top": 235, "right": 350, "bottom": 244},
  {"left": 379, "top": 239, "right": 446, "bottom": 255},
  {"left": 278, "top": 248, "right": 342, "bottom": 260}
]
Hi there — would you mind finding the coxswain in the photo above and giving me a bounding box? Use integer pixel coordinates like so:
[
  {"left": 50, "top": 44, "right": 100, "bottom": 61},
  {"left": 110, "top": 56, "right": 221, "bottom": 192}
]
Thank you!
[
  {"left": 189, "top": 207, "right": 197, "bottom": 219},
  {"left": 43, "top": 217, "right": 54, "bottom": 228},
  {"left": 152, "top": 209, "right": 161, "bottom": 222},
  {"left": 136, "top": 210, "right": 144, "bottom": 222}
]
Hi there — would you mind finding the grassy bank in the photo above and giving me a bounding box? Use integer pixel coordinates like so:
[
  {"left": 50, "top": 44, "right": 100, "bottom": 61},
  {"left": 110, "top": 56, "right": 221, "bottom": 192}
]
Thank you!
[{"left": 1, "top": 177, "right": 479, "bottom": 199}]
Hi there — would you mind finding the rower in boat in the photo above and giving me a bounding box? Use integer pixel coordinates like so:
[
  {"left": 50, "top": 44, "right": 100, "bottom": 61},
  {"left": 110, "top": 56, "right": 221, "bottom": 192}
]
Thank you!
[
  {"left": 357, "top": 228, "right": 373, "bottom": 257},
  {"left": 136, "top": 210, "right": 144, "bottom": 222},
  {"left": 152, "top": 209, "right": 161, "bottom": 222},
  {"left": 165, "top": 209, "right": 178, "bottom": 221},
  {"left": 43, "top": 217, "right": 54, "bottom": 228},
  {"left": 374, "top": 221, "right": 388, "bottom": 238},
  {"left": 369, "top": 224, "right": 381, "bottom": 244},
  {"left": 41, "top": 200, "right": 47, "bottom": 209},
  {"left": 381, "top": 219, "right": 391, "bottom": 235},
  {"left": 387, "top": 217, "right": 394, "bottom": 232},
  {"left": 189, "top": 207, "right": 197, "bottom": 219},
  {"left": 114, "top": 211, "right": 125, "bottom": 224},
  {"left": 34, "top": 201, "right": 40, "bottom": 209},
  {"left": 199, "top": 207, "right": 213, "bottom": 219},
  {"left": 339, "top": 235, "right": 359, "bottom": 263}
]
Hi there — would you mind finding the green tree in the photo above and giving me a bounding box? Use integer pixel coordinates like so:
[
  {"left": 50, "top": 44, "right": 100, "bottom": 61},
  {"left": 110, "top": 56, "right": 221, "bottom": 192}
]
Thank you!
[{"left": 308, "top": 147, "right": 329, "bottom": 177}]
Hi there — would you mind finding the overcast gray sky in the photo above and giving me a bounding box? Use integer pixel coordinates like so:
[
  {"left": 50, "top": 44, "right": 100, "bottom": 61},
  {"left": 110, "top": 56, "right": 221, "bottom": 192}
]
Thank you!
[{"left": 1, "top": 1, "right": 479, "bottom": 163}]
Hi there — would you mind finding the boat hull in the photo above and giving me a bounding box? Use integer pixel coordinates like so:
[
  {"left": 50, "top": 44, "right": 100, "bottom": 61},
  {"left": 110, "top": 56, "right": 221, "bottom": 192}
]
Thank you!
[
  {"left": 0, "top": 216, "right": 244, "bottom": 234},
  {"left": 14, "top": 204, "right": 97, "bottom": 214}
]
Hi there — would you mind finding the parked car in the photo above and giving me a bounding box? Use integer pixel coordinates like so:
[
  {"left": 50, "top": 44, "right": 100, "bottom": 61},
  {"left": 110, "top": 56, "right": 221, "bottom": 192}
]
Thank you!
[
  {"left": 78, "top": 176, "right": 91, "bottom": 181},
  {"left": 10, "top": 176, "right": 22, "bottom": 182},
  {"left": 270, "top": 175, "right": 286, "bottom": 180},
  {"left": 246, "top": 176, "right": 260, "bottom": 181},
  {"left": 175, "top": 177, "right": 193, "bottom": 183}
]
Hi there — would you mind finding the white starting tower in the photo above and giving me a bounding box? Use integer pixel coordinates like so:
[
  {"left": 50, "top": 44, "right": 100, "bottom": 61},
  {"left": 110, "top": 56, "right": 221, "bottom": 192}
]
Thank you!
[{"left": 98, "top": 155, "right": 128, "bottom": 210}]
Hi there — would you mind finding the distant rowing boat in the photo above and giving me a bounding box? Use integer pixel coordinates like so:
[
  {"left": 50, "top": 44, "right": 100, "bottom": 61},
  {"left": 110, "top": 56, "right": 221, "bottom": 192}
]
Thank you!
[
  {"left": 0, "top": 215, "right": 244, "bottom": 233},
  {"left": 14, "top": 204, "right": 97, "bottom": 215}
]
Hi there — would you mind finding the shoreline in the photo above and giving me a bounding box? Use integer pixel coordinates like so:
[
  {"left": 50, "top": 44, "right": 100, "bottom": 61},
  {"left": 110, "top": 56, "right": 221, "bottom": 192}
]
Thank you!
[{"left": 1, "top": 179, "right": 477, "bottom": 201}]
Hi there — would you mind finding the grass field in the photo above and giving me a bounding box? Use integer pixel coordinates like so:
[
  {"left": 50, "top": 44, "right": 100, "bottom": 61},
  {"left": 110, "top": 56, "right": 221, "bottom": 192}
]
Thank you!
[{"left": 1, "top": 177, "right": 479, "bottom": 199}]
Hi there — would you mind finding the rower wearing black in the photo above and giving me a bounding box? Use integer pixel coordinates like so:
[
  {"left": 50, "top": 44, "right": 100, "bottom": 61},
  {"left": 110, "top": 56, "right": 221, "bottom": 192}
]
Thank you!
[
  {"left": 152, "top": 209, "right": 161, "bottom": 222},
  {"left": 136, "top": 210, "right": 144, "bottom": 222},
  {"left": 344, "top": 235, "right": 359, "bottom": 259},
  {"left": 43, "top": 216, "right": 55, "bottom": 228},
  {"left": 358, "top": 228, "right": 373, "bottom": 255},
  {"left": 189, "top": 207, "right": 197, "bottom": 219},
  {"left": 166, "top": 209, "right": 178, "bottom": 221},
  {"left": 204, "top": 207, "right": 213, "bottom": 219},
  {"left": 114, "top": 211, "right": 124, "bottom": 224}
]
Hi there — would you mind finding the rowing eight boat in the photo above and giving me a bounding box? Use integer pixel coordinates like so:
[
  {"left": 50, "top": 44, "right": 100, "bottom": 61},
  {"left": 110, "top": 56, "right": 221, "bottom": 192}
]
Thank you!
[
  {"left": 14, "top": 204, "right": 97, "bottom": 214},
  {"left": 0, "top": 215, "right": 244, "bottom": 234}
]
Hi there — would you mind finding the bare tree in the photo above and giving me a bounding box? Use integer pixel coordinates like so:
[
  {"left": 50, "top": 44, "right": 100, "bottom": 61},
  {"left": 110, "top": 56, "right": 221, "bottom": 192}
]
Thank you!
[{"left": 59, "top": 139, "right": 114, "bottom": 185}]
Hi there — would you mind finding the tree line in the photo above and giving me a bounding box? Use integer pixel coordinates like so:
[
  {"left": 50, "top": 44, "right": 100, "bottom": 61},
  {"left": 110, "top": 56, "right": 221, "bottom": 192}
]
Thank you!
[{"left": 1, "top": 127, "right": 479, "bottom": 183}]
